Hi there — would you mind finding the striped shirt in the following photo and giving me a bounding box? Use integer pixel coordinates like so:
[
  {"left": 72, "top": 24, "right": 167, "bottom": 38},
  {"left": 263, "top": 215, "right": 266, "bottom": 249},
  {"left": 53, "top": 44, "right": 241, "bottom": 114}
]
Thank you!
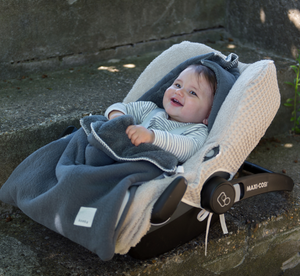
[{"left": 105, "top": 101, "right": 208, "bottom": 163}]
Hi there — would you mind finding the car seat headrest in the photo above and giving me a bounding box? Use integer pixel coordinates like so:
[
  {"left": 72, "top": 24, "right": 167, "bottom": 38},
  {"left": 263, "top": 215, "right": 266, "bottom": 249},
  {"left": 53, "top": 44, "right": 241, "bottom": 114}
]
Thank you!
[{"left": 138, "top": 52, "right": 240, "bottom": 131}]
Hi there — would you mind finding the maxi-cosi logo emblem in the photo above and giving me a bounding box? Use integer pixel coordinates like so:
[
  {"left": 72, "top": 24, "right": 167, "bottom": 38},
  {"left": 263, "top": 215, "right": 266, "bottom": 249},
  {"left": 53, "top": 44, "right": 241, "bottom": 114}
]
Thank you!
[
  {"left": 247, "top": 181, "right": 268, "bottom": 192},
  {"left": 217, "top": 192, "right": 231, "bottom": 208}
]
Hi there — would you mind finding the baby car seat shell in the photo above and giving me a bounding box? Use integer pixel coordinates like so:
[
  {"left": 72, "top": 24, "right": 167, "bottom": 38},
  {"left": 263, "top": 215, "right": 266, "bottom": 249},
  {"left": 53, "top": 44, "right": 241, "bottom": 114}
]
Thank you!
[{"left": 128, "top": 162, "right": 293, "bottom": 260}]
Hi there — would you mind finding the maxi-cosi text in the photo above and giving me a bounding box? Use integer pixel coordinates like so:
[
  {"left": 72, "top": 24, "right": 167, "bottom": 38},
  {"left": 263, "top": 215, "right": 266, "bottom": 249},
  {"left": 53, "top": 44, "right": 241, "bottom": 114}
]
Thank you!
[{"left": 246, "top": 181, "right": 268, "bottom": 192}]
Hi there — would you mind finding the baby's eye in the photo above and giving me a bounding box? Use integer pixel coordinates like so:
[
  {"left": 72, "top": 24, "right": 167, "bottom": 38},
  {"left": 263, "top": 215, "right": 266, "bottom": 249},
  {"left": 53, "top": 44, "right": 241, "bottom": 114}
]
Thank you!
[
  {"left": 175, "top": 83, "right": 181, "bottom": 88},
  {"left": 189, "top": 90, "right": 197, "bottom": 96}
]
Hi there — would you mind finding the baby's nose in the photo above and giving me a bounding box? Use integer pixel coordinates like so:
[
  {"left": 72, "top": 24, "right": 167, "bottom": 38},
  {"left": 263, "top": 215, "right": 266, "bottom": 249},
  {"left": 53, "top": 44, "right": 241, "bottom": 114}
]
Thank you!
[{"left": 175, "top": 88, "right": 184, "bottom": 96}]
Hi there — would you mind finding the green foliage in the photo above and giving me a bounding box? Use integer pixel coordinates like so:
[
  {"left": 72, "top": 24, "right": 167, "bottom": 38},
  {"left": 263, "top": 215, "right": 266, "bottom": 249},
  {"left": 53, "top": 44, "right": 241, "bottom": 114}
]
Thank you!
[{"left": 284, "top": 51, "right": 300, "bottom": 134}]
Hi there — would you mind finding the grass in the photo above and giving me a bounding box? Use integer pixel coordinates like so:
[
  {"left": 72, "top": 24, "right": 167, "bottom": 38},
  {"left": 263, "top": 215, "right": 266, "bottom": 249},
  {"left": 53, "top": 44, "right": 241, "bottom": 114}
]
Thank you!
[{"left": 284, "top": 50, "right": 300, "bottom": 134}]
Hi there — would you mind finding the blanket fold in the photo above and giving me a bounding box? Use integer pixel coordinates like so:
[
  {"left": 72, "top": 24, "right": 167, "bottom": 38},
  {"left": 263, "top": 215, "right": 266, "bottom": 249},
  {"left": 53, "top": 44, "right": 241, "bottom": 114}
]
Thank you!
[{"left": 80, "top": 115, "right": 178, "bottom": 173}]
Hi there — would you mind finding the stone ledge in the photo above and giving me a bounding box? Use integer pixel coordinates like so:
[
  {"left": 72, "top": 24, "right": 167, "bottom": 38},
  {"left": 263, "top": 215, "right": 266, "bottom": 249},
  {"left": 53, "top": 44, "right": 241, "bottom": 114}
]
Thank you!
[
  {"left": 0, "top": 40, "right": 299, "bottom": 275},
  {"left": 0, "top": 29, "right": 227, "bottom": 80}
]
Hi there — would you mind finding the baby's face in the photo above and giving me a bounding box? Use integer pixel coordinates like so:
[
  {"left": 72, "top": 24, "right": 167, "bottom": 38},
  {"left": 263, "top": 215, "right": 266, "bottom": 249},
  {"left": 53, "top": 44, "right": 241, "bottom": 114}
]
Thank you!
[{"left": 163, "top": 66, "right": 214, "bottom": 124}]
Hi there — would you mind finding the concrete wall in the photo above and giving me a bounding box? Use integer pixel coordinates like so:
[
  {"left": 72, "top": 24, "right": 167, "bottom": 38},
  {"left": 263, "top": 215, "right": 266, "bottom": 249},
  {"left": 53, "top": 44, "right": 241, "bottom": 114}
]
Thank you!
[
  {"left": 0, "top": 0, "right": 226, "bottom": 79},
  {"left": 226, "top": 0, "right": 300, "bottom": 59},
  {"left": 2, "top": 0, "right": 300, "bottom": 78}
]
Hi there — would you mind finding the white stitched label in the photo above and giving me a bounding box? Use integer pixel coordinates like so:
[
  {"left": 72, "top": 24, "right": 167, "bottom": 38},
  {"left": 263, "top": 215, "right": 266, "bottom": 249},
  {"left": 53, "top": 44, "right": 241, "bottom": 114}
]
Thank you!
[
  {"left": 74, "top": 207, "right": 97, "bottom": 228},
  {"left": 176, "top": 166, "right": 184, "bottom": 174}
]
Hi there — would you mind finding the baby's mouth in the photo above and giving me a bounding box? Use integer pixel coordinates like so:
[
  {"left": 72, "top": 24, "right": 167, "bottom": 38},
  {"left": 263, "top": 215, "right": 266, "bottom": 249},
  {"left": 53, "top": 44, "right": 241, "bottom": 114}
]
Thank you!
[{"left": 171, "top": 98, "right": 183, "bottom": 106}]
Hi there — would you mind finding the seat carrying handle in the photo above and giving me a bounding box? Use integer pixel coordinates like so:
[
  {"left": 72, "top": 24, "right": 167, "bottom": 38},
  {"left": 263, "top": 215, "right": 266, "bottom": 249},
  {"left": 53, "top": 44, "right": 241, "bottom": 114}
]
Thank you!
[
  {"left": 201, "top": 173, "right": 294, "bottom": 214},
  {"left": 231, "top": 172, "right": 294, "bottom": 200},
  {"left": 151, "top": 176, "right": 187, "bottom": 224}
]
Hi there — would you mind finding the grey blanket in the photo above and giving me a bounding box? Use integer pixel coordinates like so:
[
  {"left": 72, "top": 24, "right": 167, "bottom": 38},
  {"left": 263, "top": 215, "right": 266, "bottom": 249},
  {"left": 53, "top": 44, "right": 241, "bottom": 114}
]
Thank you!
[{"left": 0, "top": 115, "right": 178, "bottom": 261}]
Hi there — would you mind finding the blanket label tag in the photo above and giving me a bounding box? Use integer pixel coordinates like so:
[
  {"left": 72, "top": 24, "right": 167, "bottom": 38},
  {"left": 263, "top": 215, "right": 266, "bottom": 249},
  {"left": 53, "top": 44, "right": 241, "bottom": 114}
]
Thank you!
[{"left": 74, "top": 207, "right": 97, "bottom": 228}]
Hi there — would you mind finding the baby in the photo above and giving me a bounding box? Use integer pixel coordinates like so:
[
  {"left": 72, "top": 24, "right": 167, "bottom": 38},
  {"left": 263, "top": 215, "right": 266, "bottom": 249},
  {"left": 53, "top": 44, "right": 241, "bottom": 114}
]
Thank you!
[{"left": 105, "top": 64, "right": 217, "bottom": 163}]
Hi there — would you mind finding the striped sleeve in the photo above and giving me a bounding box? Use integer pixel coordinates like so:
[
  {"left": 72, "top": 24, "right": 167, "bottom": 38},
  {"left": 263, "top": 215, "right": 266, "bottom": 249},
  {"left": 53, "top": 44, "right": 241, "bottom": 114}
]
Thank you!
[
  {"left": 152, "top": 124, "right": 208, "bottom": 163},
  {"left": 105, "top": 101, "right": 157, "bottom": 124},
  {"left": 105, "top": 102, "right": 127, "bottom": 118}
]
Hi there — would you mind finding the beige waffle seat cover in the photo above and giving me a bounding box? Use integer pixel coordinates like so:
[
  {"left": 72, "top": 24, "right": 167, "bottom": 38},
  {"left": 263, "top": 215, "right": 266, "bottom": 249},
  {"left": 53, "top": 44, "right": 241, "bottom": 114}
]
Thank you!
[{"left": 115, "top": 41, "right": 280, "bottom": 254}]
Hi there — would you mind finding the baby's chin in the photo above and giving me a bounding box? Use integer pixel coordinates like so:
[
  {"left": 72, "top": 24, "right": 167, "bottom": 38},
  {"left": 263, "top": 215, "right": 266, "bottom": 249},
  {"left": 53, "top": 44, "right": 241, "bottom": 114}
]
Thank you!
[
  {"left": 167, "top": 114, "right": 179, "bottom": 122},
  {"left": 168, "top": 114, "right": 206, "bottom": 124},
  {"left": 167, "top": 115, "right": 186, "bottom": 123}
]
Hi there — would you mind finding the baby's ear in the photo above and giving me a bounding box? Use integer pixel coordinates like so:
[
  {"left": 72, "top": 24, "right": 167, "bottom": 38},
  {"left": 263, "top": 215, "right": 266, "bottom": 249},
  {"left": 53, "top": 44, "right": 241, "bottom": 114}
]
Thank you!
[{"left": 203, "top": 106, "right": 212, "bottom": 125}]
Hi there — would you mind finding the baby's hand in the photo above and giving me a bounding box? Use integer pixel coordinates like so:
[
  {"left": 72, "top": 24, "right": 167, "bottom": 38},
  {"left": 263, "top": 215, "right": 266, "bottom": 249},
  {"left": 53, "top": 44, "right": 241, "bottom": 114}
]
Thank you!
[{"left": 126, "top": 125, "right": 154, "bottom": 146}]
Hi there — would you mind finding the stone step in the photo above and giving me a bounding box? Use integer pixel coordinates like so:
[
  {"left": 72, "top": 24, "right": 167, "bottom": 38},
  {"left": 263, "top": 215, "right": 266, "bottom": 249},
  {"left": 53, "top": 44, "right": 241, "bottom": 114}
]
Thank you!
[{"left": 0, "top": 41, "right": 299, "bottom": 275}]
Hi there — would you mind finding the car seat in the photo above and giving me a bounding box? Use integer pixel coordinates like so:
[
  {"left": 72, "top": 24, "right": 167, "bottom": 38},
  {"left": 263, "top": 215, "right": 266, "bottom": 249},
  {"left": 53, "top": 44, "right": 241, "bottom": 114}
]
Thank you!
[{"left": 112, "top": 41, "right": 294, "bottom": 259}]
